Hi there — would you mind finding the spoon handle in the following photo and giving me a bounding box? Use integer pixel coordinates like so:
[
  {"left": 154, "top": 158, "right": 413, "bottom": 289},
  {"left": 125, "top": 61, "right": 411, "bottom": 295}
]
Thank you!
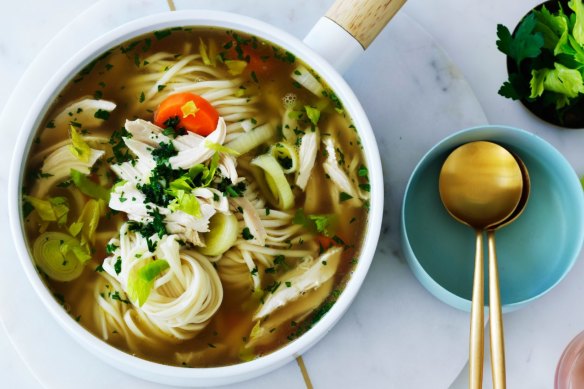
[
  {"left": 470, "top": 230, "right": 484, "bottom": 389},
  {"left": 487, "top": 230, "right": 507, "bottom": 389}
]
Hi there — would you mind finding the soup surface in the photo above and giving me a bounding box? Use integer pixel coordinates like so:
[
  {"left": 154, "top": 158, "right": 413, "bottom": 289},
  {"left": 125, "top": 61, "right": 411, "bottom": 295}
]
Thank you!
[{"left": 22, "top": 27, "right": 369, "bottom": 367}]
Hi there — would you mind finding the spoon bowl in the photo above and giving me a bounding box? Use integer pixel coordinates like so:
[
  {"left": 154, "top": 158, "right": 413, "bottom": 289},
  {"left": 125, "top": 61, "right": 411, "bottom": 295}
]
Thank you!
[{"left": 439, "top": 141, "right": 523, "bottom": 230}]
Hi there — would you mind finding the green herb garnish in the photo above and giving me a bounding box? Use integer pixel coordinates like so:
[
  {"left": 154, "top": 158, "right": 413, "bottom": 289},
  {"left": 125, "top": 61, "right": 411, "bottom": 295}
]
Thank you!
[{"left": 497, "top": 1, "right": 584, "bottom": 116}]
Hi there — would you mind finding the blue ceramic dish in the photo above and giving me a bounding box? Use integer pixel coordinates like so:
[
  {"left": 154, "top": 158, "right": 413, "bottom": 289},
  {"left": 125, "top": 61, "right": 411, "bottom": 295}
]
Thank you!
[{"left": 401, "top": 125, "right": 584, "bottom": 312}]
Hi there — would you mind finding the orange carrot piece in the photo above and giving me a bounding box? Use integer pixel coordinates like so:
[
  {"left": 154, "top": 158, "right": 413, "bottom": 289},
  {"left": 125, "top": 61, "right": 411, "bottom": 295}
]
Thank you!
[{"left": 154, "top": 92, "right": 219, "bottom": 136}]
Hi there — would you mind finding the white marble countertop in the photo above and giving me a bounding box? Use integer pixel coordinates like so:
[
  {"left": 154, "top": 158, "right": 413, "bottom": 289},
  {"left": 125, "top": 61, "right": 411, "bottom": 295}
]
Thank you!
[{"left": 1, "top": 0, "right": 584, "bottom": 388}]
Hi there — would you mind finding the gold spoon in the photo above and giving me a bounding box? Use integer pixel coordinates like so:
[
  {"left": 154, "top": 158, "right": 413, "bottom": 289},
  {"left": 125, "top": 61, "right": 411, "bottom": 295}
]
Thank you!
[
  {"left": 486, "top": 154, "right": 530, "bottom": 389},
  {"left": 438, "top": 141, "right": 523, "bottom": 389}
]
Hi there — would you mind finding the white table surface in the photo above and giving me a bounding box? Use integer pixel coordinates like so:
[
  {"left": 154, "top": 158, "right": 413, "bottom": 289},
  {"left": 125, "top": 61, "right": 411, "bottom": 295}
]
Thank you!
[{"left": 1, "top": 0, "right": 583, "bottom": 388}]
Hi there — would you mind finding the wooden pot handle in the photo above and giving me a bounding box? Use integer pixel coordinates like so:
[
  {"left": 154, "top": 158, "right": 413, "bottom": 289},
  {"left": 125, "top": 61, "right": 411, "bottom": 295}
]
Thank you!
[{"left": 325, "top": 0, "right": 407, "bottom": 49}]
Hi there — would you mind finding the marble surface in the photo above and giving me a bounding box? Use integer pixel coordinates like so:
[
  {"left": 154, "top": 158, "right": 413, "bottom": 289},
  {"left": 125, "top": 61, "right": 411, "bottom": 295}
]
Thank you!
[{"left": 1, "top": 0, "right": 582, "bottom": 388}]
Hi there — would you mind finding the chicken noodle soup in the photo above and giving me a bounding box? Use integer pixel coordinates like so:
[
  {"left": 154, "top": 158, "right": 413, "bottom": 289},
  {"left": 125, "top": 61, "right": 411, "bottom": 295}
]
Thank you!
[{"left": 22, "top": 27, "right": 369, "bottom": 367}]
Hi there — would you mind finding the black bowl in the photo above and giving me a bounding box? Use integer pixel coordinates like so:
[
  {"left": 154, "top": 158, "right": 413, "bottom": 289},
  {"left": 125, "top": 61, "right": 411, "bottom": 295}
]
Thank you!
[{"left": 506, "top": 0, "right": 584, "bottom": 128}]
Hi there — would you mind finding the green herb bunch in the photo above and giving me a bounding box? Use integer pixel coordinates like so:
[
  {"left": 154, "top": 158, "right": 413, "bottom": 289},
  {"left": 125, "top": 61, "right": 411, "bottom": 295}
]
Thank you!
[{"left": 497, "top": 0, "right": 584, "bottom": 123}]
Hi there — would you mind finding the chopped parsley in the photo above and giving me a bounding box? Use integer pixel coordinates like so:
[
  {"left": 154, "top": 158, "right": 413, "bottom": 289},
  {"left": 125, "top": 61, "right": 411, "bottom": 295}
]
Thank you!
[
  {"left": 120, "top": 40, "right": 140, "bottom": 54},
  {"left": 151, "top": 141, "right": 177, "bottom": 164},
  {"left": 264, "top": 281, "right": 281, "bottom": 294},
  {"left": 358, "top": 165, "right": 369, "bottom": 178},
  {"left": 273, "top": 255, "right": 286, "bottom": 266},
  {"left": 339, "top": 192, "right": 353, "bottom": 202},
  {"left": 136, "top": 143, "right": 182, "bottom": 207},
  {"left": 218, "top": 178, "right": 246, "bottom": 197},
  {"left": 108, "top": 127, "right": 134, "bottom": 164},
  {"left": 161, "top": 115, "right": 187, "bottom": 137},
  {"left": 114, "top": 257, "right": 122, "bottom": 275},
  {"left": 242, "top": 227, "right": 254, "bottom": 240},
  {"left": 128, "top": 209, "right": 167, "bottom": 252},
  {"left": 359, "top": 183, "right": 371, "bottom": 192},
  {"left": 105, "top": 243, "right": 118, "bottom": 255},
  {"left": 111, "top": 291, "right": 131, "bottom": 304},
  {"left": 93, "top": 109, "right": 110, "bottom": 121},
  {"left": 322, "top": 89, "right": 343, "bottom": 111},
  {"left": 22, "top": 200, "right": 34, "bottom": 218},
  {"left": 272, "top": 46, "right": 296, "bottom": 64},
  {"left": 154, "top": 29, "right": 173, "bottom": 40}
]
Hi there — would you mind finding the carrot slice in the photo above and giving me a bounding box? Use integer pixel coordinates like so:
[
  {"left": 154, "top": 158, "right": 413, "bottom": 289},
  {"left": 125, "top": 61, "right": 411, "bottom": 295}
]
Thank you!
[
  {"left": 315, "top": 235, "right": 336, "bottom": 251},
  {"left": 154, "top": 92, "right": 219, "bottom": 136}
]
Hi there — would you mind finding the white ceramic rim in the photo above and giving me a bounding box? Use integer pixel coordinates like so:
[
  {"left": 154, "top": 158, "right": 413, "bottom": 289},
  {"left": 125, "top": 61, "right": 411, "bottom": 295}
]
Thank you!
[
  {"left": 7, "top": 10, "right": 383, "bottom": 387},
  {"left": 400, "top": 125, "right": 584, "bottom": 313}
]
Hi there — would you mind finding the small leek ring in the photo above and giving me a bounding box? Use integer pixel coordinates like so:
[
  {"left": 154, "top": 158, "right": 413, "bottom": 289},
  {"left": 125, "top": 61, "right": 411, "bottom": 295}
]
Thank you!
[
  {"left": 270, "top": 142, "right": 298, "bottom": 174},
  {"left": 200, "top": 213, "right": 239, "bottom": 256},
  {"left": 251, "top": 154, "right": 294, "bottom": 210},
  {"left": 33, "top": 232, "right": 86, "bottom": 282}
]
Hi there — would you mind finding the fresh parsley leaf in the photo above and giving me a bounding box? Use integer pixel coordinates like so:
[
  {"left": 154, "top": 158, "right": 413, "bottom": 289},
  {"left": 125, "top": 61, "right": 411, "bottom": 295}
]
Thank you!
[
  {"left": 309, "top": 215, "right": 330, "bottom": 235},
  {"left": 497, "top": 14, "right": 544, "bottom": 66},
  {"left": 499, "top": 73, "right": 528, "bottom": 100}
]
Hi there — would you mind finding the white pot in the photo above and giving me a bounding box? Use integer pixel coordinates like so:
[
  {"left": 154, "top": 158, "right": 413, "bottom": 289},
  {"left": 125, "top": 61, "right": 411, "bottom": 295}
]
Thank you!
[{"left": 8, "top": 6, "right": 388, "bottom": 387}]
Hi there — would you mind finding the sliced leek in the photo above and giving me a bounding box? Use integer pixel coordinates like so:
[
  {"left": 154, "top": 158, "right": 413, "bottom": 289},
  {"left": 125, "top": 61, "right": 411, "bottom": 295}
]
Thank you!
[
  {"left": 291, "top": 65, "right": 324, "bottom": 96},
  {"left": 251, "top": 154, "right": 294, "bottom": 210},
  {"left": 69, "top": 126, "right": 92, "bottom": 162},
  {"left": 270, "top": 142, "right": 298, "bottom": 174},
  {"left": 199, "top": 212, "right": 238, "bottom": 256},
  {"left": 225, "top": 60, "right": 248, "bottom": 75},
  {"left": 127, "top": 259, "right": 170, "bottom": 307},
  {"left": 225, "top": 123, "right": 274, "bottom": 155},
  {"left": 204, "top": 140, "right": 241, "bottom": 156},
  {"left": 24, "top": 195, "right": 69, "bottom": 225},
  {"left": 33, "top": 232, "right": 88, "bottom": 282},
  {"left": 199, "top": 37, "right": 211, "bottom": 66},
  {"left": 70, "top": 199, "right": 103, "bottom": 245},
  {"left": 70, "top": 169, "right": 110, "bottom": 201}
]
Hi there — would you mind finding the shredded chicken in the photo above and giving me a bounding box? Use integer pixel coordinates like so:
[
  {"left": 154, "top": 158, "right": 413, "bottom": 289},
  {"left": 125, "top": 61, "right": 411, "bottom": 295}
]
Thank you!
[
  {"left": 254, "top": 247, "right": 342, "bottom": 320},
  {"left": 53, "top": 98, "right": 116, "bottom": 130},
  {"left": 231, "top": 197, "right": 267, "bottom": 246},
  {"left": 296, "top": 129, "right": 320, "bottom": 190},
  {"left": 322, "top": 137, "right": 358, "bottom": 198}
]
